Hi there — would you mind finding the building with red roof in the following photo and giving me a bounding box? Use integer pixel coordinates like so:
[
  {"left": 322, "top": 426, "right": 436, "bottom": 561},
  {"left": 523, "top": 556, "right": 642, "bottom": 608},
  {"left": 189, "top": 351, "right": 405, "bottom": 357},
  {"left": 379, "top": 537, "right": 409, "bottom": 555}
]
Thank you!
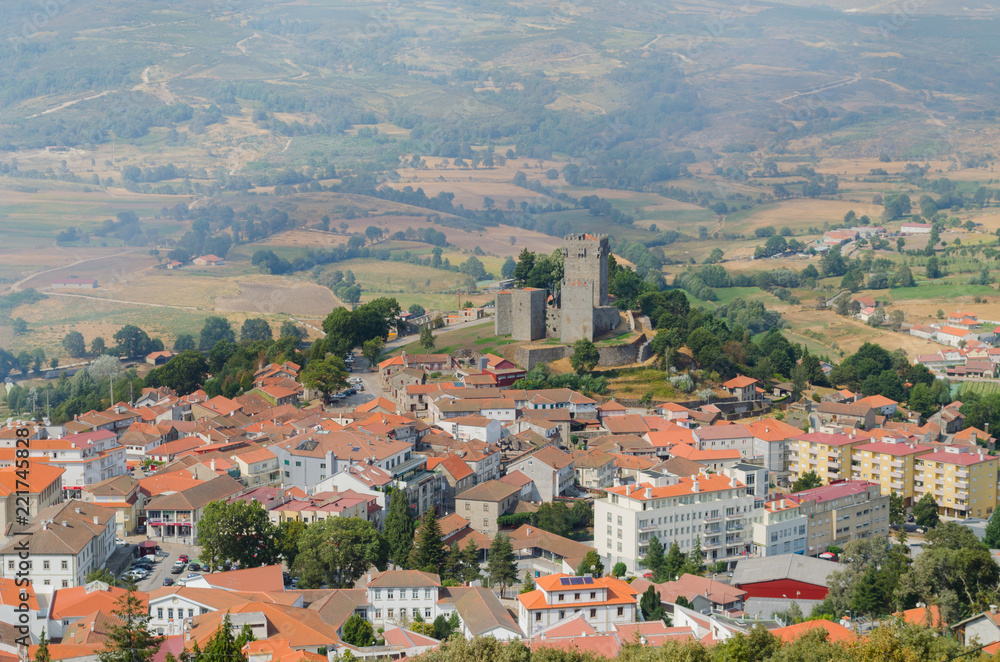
[{"left": 517, "top": 573, "right": 637, "bottom": 636}]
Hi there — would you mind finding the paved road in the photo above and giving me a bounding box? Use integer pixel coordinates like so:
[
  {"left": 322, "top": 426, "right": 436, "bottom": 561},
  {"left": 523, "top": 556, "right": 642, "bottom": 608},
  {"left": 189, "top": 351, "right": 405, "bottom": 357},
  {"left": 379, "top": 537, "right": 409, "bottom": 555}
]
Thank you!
[{"left": 121, "top": 536, "right": 206, "bottom": 591}]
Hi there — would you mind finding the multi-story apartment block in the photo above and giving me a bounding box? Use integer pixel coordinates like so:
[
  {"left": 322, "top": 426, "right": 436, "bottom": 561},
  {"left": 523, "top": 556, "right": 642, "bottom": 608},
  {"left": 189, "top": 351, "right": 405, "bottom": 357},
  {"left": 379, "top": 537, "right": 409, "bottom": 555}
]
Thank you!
[
  {"left": 850, "top": 440, "right": 932, "bottom": 506},
  {"left": 0, "top": 464, "right": 65, "bottom": 544},
  {"left": 81, "top": 474, "right": 143, "bottom": 535},
  {"left": 517, "top": 574, "right": 637, "bottom": 635},
  {"left": 595, "top": 471, "right": 754, "bottom": 573},
  {"left": 791, "top": 480, "right": 889, "bottom": 556},
  {"left": 746, "top": 418, "right": 804, "bottom": 475},
  {"left": 144, "top": 475, "right": 243, "bottom": 543},
  {"left": 23, "top": 431, "right": 127, "bottom": 498},
  {"left": 231, "top": 447, "right": 280, "bottom": 488},
  {"left": 269, "top": 430, "right": 412, "bottom": 492},
  {"left": 508, "top": 446, "right": 575, "bottom": 502},
  {"left": 790, "top": 431, "right": 867, "bottom": 484},
  {"left": 751, "top": 496, "right": 807, "bottom": 557},
  {"left": 914, "top": 448, "right": 997, "bottom": 519}
]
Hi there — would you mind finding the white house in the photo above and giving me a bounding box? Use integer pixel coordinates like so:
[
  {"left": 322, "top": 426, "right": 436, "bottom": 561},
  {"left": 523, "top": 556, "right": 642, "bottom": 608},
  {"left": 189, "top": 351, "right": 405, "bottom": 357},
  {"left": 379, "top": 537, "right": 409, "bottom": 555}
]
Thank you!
[
  {"left": 0, "top": 502, "right": 115, "bottom": 593},
  {"left": 751, "top": 497, "right": 808, "bottom": 557},
  {"left": 366, "top": 570, "right": 441, "bottom": 627},
  {"left": 936, "top": 326, "right": 979, "bottom": 348},
  {"left": 900, "top": 222, "right": 932, "bottom": 235},
  {"left": 516, "top": 573, "right": 637, "bottom": 636},
  {"left": 23, "top": 430, "right": 126, "bottom": 498},
  {"left": 436, "top": 415, "right": 502, "bottom": 444}
]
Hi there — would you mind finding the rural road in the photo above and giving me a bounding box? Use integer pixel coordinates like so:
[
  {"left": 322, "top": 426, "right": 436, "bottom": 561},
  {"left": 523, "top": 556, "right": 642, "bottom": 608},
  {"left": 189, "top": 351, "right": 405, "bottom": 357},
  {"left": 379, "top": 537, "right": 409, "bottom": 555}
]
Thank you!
[{"left": 45, "top": 291, "right": 202, "bottom": 311}]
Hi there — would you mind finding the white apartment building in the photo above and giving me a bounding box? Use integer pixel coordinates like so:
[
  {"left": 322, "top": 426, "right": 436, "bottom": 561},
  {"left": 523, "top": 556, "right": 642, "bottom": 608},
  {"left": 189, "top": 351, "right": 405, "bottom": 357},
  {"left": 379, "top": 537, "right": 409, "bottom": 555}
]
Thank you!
[
  {"left": 596, "top": 470, "right": 755, "bottom": 574},
  {"left": 23, "top": 431, "right": 127, "bottom": 498},
  {"left": 751, "top": 496, "right": 807, "bottom": 557},
  {"left": 366, "top": 570, "right": 441, "bottom": 627},
  {"left": 516, "top": 573, "right": 637, "bottom": 635},
  {"left": 0, "top": 502, "right": 115, "bottom": 593}
]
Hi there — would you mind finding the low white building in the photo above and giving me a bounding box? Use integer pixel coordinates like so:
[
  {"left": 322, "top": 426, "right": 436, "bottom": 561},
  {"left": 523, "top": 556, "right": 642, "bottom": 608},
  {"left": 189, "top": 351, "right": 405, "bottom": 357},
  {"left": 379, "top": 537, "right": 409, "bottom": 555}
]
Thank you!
[
  {"left": 436, "top": 415, "right": 502, "bottom": 444},
  {"left": 366, "top": 570, "right": 441, "bottom": 627},
  {"left": 23, "top": 430, "right": 127, "bottom": 498},
  {"left": 595, "top": 470, "right": 755, "bottom": 573},
  {"left": 516, "top": 573, "right": 637, "bottom": 636}
]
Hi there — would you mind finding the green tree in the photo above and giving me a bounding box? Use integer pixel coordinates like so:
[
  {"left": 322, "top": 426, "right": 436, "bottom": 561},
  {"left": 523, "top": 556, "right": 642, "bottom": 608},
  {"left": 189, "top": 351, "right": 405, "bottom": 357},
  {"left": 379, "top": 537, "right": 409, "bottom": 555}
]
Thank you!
[
  {"left": 292, "top": 517, "right": 388, "bottom": 588},
  {"left": 460, "top": 539, "right": 482, "bottom": 585},
  {"left": 411, "top": 509, "right": 445, "bottom": 573},
  {"left": 113, "top": 325, "right": 154, "bottom": 359},
  {"left": 384, "top": 487, "right": 416, "bottom": 568},
  {"left": 362, "top": 337, "right": 385, "bottom": 367},
  {"left": 240, "top": 318, "right": 273, "bottom": 342},
  {"left": 86, "top": 568, "right": 117, "bottom": 585},
  {"left": 276, "top": 520, "right": 307, "bottom": 569},
  {"left": 35, "top": 630, "right": 52, "bottom": 662},
  {"left": 664, "top": 541, "right": 686, "bottom": 581},
  {"left": 199, "top": 316, "right": 236, "bottom": 350},
  {"left": 147, "top": 350, "right": 209, "bottom": 395},
  {"left": 279, "top": 321, "right": 305, "bottom": 342},
  {"left": 639, "top": 585, "right": 668, "bottom": 623},
  {"left": 520, "top": 571, "right": 536, "bottom": 594},
  {"left": 62, "top": 331, "right": 86, "bottom": 358},
  {"left": 342, "top": 614, "right": 375, "bottom": 646},
  {"left": 90, "top": 336, "right": 106, "bottom": 355},
  {"left": 196, "top": 500, "right": 279, "bottom": 570},
  {"left": 98, "top": 587, "right": 162, "bottom": 662},
  {"left": 913, "top": 492, "right": 940, "bottom": 529},
  {"left": 792, "top": 471, "right": 822, "bottom": 492},
  {"left": 643, "top": 535, "right": 665, "bottom": 578},
  {"left": 926, "top": 257, "right": 942, "bottom": 279},
  {"left": 300, "top": 355, "right": 349, "bottom": 397},
  {"left": 889, "top": 492, "right": 905, "bottom": 529},
  {"left": 487, "top": 533, "right": 518, "bottom": 598},
  {"left": 174, "top": 333, "right": 196, "bottom": 351},
  {"left": 419, "top": 325, "right": 435, "bottom": 351},
  {"left": 501, "top": 256, "right": 517, "bottom": 280},
  {"left": 683, "top": 537, "right": 704, "bottom": 576},
  {"left": 984, "top": 507, "right": 1000, "bottom": 549},
  {"left": 575, "top": 550, "right": 604, "bottom": 577},
  {"left": 198, "top": 614, "right": 250, "bottom": 662},
  {"left": 569, "top": 339, "right": 600, "bottom": 375}
]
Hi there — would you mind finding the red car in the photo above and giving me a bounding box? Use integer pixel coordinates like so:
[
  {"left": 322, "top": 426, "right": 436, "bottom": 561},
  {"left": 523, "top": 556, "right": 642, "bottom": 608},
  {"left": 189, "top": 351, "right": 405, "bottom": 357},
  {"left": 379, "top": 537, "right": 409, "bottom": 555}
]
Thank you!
[
  {"left": 178, "top": 555, "right": 189, "bottom": 563},
  {"left": 642, "top": 572, "right": 653, "bottom": 579}
]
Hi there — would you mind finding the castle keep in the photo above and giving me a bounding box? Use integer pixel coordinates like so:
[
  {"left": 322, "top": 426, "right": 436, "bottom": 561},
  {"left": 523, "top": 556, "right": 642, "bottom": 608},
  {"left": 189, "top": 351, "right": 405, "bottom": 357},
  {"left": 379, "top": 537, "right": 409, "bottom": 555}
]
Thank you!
[{"left": 496, "top": 234, "right": 619, "bottom": 343}]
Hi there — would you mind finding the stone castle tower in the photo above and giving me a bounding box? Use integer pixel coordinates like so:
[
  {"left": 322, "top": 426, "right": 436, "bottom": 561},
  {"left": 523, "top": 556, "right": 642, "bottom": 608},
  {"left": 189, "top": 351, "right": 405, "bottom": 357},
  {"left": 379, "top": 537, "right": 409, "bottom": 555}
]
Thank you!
[{"left": 561, "top": 233, "right": 609, "bottom": 307}]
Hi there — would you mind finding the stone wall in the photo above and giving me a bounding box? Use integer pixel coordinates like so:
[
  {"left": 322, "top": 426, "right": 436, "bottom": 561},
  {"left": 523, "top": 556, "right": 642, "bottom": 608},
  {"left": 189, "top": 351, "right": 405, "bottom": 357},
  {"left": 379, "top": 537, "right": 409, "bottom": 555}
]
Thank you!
[
  {"left": 511, "top": 288, "right": 546, "bottom": 341},
  {"left": 562, "top": 233, "right": 609, "bottom": 306},
  {"left": 546, "top": 307, "right": 561, "bottom": 338},
  {"left": 561, "top": 280, "right": 595, "bottom": 343},
  {"left": 596, "top": 333, "right": 646, "bottom": 367},
  {"left": 594, "top": 306, "right": 621, "bottom": 336},
  {"left": 515, "top": 344, "right": 572, "bottom": 371}
]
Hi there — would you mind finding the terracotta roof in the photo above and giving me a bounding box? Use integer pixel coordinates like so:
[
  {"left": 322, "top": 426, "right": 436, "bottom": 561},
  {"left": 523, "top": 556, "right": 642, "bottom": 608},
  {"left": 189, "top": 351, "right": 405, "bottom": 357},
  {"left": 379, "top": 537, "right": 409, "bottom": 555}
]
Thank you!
[
  {"left": 0, "top": 578, "right": 38, "bottom": 610},
  {"left": 367, "top": 570, "right": 441, "bottom": 588},
  {"left": 144, "top": 474, "right": 243, "bottom": 511},
  {"left": 51, "top": 583, "right": 147, "bottom": 619},
  {"left": 772, "top": 619, "right": 855, "bottom": 643},
  {"left": 723, "top": 376, "right": 758, "bottom": 388},
  {"left": 520, "top": 574, "right": 637, "bottom": 610},
  {"left": 607, "top": 474, "right": 743, "bottom": 500},
  {"left": 456, "top": 479, "right": 520, "bottom": 502},
  {"left": 515, "top": 445, "right": 573, "bottom": 470},
  {"left": 572, "top": 448, "right": 615, "bottom": 469},
  {"left": 0, "top": 462, "right": 64, "bottom": 495},
  {"left": 894, "top": 604, "right": 946, "bottom": 628},
  {"left": 187, "top": 602, "right": 341, "bottom": 648},
  {"left": 202, "top": 564, "right": 285, "bottom": 592}
]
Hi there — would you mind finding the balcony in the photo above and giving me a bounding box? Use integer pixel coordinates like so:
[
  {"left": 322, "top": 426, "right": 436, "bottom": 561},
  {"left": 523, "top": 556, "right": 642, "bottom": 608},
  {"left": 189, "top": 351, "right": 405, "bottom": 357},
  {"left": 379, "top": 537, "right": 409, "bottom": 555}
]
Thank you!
[
  {"left": 889, "top": 470, "right": 903, "bottom": 478},
  {"left": 704, "top": 538, "right": 722, "bottom": 549},
  {"left": 955, "top": 480, "right": 969, "bottom": 490},
  {"left": 956, "top": 470, "right": 970, "bottom": 479},
  {"left": 638, "top": 524, "right": 657, "bottom": 532},
  {"left": 703, "top": 514, "right": 722, "bottom": 523},
  {"left": 889, "top": 459, "right": 904, "bottom": 469},
  {"left": 827, "top": 472, "right": 841, "bottom": 481},
  {"left": 889, "top": 481, "right": 904, "bottom": 490},
  {"left": 933, "top": 489, "right": 944, "bottom": 497},
  {"left": 827, "top": 461, "right": 840, "bottom": 469}
]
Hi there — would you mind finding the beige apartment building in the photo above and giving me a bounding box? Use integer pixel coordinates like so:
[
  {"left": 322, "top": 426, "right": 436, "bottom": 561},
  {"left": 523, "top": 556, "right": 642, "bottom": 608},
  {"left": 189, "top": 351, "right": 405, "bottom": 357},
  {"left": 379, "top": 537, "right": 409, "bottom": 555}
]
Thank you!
[
  {"left": 455, "top": 479, "right": 520, "bottom": 536},
  {"left": 850, "top": 440, "right": 932, "bottom": 506},
  {"left": 914, "top": 448, "right": 998, "bottom": 519},
  {"left": 791, "top": 481, "right": 889, "bottom": 556},
  {"left": 791, "top": 431, "right": 867, "bottom": 483}
]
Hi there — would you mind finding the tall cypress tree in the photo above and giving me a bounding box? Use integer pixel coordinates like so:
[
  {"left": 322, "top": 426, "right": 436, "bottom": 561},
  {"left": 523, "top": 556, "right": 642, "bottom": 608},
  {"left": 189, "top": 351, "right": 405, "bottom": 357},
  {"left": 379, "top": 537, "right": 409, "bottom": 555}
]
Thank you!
[
  {"left": 664, "top": 541, "right": 686, "bottom": 581},
  {"left": 411, "top": 509, "right": 444, "bottom": 573},
  {"left": 460, "top": 539, "right": 482, "bottom": 585},
  {"left": 198, "top": 614, "right": 247, "bottom": 662},
  {"left": 487, "top": 533, "right": 518, "bottom": 598},
  {"left": 35, "top": 630, "right": 51, "bottom": 662},
  {"left": 643, "top": 535, "right": 665, "bottom": 577},
  {"left": 383, "top": 487, "right": 415, "bottom": 568}
]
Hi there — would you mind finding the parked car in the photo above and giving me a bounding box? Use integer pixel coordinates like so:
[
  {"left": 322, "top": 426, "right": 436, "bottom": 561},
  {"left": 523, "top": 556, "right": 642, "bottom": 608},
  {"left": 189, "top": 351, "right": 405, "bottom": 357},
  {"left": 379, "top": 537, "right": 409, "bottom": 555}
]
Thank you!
[
  {"left": 188, "top": 562, "right": 201, "bottom": 572},
  {"left": 162, "top": 578, "right": 174, "bottom": 586},
  {"left": 170, "top": 565, "right": 184, "bottom": 574},
  {"left": 137, "top": 525, "right": 147, "bottom": 534},
  {"left": 178, "top": 554, "right": 189, "bottom": 563}
]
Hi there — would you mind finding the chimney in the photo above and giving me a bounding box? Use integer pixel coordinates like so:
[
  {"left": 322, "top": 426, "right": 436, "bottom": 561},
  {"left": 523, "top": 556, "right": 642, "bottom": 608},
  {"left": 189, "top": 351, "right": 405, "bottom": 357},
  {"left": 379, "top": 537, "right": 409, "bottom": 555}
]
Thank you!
[
  {"left": 780, "top": 499, "right": 786, "bottom": 509},
  {"left": 692, "top": 480, "right": 699, "bottom": 493},
  {"left": 62, "top": 520, "right": 68, "bottom": 527},
  {"left": 93, "top": 516, "right": 99, "bottom": 525},
  {"left": 75, "top": 507, "right": 82, "bottom": 514},
  {"left": 526, "top": 527, "right": 532, "bottom": 535},
  {"left": 42, "top": 521, "right": 47, "bottom": 530},
  {"left": 992, "top": 605, "right": 998, "bottom": 615},
  {"left": 645, "top": 487, "right": 652, "bottom": 499},
  {"left": 211, "top": 459, "right": 216, "bottom": 471}
]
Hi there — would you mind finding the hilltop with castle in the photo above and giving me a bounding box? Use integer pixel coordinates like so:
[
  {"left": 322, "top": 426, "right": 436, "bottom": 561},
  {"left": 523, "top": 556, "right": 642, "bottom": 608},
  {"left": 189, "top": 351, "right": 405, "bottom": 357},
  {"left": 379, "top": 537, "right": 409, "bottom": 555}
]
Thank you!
[{"left": 495, "top": 233, "right": 622, "bottom": 343}]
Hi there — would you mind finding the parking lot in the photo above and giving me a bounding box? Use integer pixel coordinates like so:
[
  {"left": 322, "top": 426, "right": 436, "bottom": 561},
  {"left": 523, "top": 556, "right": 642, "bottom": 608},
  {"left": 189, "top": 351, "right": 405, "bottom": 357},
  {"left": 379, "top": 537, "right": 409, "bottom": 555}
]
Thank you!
[{"left": 120, "top": 537, "right": 206, "bottom": 592}]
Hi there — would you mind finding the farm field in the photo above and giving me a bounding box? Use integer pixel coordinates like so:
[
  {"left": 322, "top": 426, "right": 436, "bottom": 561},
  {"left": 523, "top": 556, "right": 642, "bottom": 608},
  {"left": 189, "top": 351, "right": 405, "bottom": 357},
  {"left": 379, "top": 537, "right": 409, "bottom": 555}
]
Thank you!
[{"left": 214, "top": 279, "right": 342, "bottom": 317}]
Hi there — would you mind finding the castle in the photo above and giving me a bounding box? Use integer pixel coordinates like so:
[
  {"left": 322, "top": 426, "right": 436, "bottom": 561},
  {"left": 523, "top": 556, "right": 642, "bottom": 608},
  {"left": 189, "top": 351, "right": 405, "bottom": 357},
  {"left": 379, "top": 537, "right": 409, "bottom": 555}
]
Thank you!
[{"left": 496, "top": 234, "right": 620, "bottom": 343}]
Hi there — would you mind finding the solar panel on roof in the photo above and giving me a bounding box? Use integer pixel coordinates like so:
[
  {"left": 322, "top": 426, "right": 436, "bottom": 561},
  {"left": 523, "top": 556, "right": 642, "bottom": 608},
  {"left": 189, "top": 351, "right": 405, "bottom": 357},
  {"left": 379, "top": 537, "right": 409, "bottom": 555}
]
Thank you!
[
  {"left": 581, "top": 576, "right": 594, "bottom": 585},
  {"left": 559, "top": 577, "right": 573, "bottom": 585}
]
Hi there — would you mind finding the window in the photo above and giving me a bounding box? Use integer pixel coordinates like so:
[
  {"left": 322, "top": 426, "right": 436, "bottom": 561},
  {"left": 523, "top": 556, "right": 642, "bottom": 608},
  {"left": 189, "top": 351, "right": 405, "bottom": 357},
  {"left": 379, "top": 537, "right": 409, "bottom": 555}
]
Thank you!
[
  {"left": 617, "top": 542, "right": 622, "bottom": 552},
  {"left": 388, "top": 609, "right": 394, "bottom": 618},
  {"left": 413, "top": 608, "right": 420, "bottom": 618},
  {"left": 62, "top": 580, "right": 68, "bottom": 588},
  {"left": 158, "top": 609, "right": 164, "bottom": 619},
  {"left": 590, "top": 609, "right": 597, "bottom": 618},
  {"left": 388, "top": 590, "right": 394, "bottom": 599},
  {"left": 6, "top": 561, "right": 12, "bottom": 570},
  {"left": 484, "top": 519, "right": 489, "bottom": 527},
  {"left": 607, "top": 513, "right": 612, "bottom": 522},
  {"left": 284, "top": 460, "right": 289, "bottom": 465},
  {"left": 535, "top": 613, "right": 542, "bottom": 622},
  {"left": 202, "top": 608, "right": 209, "bottom": 615},
  {"left": 465, "top": 503, "right": 471, "bottom": 511},
  {"left": 375, "top": 590, "right": 381, "bottom": 599},
  {"left": 168, "top": 609, "right": 174, "bottom": 619},
  {"left": 617, "top": 607, "right": 624, "bottom": 616},
  {"left": 483, "top": 503, "right": 489, "bottom": 511},
  {"left": 43, "top": 580, "right": 50, "bottom": 586},
  {"left": 375, "top": 609, "right": 382, "bottom": 619},
  {"left": 425, "top": 589, "right": 431, "bottom": 599},
  {"left": 188, "top": 609, "right": 194, "bottom": 618},
  {"left": 590, "top": 592, "right": 596, "bottom": 599},
  {"left": 574, "top": 593, "right": 580, "bottom": 600},
  {"left": 426, "top": 608, "right": 432, "bottom": 618},
  {"left": 43, "top": 561, "right": 49, "bottom": 570},
  {"left": 559, "top": 610, "right": 565, "bottom": 619},
  {"left": 558, "top": 593, "right": 565, "bottom": 601},
  {"left": 295, "top": 461, "right": 301, "bottom": 467},
  {"left": 61, "top": 561, "right": 67, "bottom": 570}
]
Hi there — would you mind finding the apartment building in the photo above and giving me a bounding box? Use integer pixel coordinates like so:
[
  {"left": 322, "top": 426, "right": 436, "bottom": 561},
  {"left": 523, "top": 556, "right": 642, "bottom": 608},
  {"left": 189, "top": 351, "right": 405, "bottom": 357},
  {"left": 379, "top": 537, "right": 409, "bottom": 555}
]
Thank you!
[
  {"left": 366, "top": 570, "right": 441, "bottom": 627},
  {"left": 791, "top": 431, "right": 867, "bottom": 484},
  {"left": 595, "top": 471, "right": 755, "bottom": 574},
  {"left": 791, "top": 481, "right": 889, "bottom": 556},
  {"left": 0, "top": 464, "right": 65, "bottom": 544},
  {"left": 455, "top": 480, "right": 520, "bottom": 536},
  {"left": 914, "top": 448, "right": 998, "bottom": 519},
  {"left": 269, "top": 430, "right": 412, "bottom": 492},
  {"left": 751, "top": 496, "right": 807, "bottom": 557},
  {"left": 144, "top": 475, "right": 243, "bottom": 543},
  {"left": 24, "top": 431, "right": 127, "bottom": 498},
  {"left": 517, "top": 574, "right": 638, "bottom": 635},
  {"left": 747, "top": 418, "right": 805, "bottom": 475},
  {"left": 508, "top": 446, "right": 575, "bottom": 502},
  {"left": 850, "top": 440, "right": 932, "bottom": 506}
]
